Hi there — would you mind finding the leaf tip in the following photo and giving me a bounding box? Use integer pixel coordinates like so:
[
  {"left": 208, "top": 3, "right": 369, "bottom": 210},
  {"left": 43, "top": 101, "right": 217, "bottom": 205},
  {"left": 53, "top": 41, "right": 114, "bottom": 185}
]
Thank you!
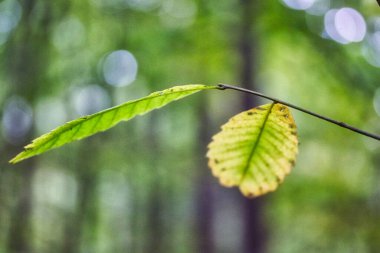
[{"left": 9, "top": 155, "right": 22, "bottom": 164}]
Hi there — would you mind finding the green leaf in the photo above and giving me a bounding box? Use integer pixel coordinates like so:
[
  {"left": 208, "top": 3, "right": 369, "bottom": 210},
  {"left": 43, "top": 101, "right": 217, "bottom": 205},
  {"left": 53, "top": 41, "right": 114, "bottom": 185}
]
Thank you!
[
  {"left": 207, "top": 103, "right": 298, "bottom": 198},
  {"left": 10, "top": 84, "right": 217, "bottom": 163}
]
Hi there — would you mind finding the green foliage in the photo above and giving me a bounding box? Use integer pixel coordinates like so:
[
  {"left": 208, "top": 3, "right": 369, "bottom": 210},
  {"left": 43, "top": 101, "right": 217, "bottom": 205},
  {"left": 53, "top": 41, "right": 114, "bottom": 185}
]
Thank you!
[
  {"left": 10, "top": 84, "right": 217, "bottom": 163},
  {"left": 12, "top": 82, "right": 377, "bottom": 200},
  {"left": 3, "top": 1, "right": 380, "bottom": 251},
  {"left": 11, "top": 85, "right": 302, "bottom": 199},
  {"left": 207, "top": 103, "right": 298, "bottom": 198}
]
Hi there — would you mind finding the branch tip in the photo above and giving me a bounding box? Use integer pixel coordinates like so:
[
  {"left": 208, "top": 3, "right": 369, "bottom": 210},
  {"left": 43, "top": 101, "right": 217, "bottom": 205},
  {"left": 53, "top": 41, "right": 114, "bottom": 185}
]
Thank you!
[{"left": 217, "top": 84, "right": 227, "bottom": 90}]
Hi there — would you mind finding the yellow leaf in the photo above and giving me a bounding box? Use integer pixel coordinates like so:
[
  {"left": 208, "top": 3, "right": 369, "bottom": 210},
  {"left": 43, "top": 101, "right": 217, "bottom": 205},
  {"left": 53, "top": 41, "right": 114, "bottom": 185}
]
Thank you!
[{"left": 207, "top": 103, "right": 298, "bottom": 198}]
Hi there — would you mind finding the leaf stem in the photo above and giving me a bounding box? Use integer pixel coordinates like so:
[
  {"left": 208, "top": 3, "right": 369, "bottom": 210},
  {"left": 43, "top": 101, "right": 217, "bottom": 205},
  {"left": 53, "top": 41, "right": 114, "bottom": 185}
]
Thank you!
[{"left": 217, "top": 83, "right": 380, "bottom": 141}]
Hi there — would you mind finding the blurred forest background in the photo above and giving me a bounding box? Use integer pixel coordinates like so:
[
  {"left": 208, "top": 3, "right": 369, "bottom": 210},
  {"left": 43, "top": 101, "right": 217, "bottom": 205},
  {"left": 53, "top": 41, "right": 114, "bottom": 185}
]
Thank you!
[{"left": 0, "top": 0, "right": 380, "bottom": 252}]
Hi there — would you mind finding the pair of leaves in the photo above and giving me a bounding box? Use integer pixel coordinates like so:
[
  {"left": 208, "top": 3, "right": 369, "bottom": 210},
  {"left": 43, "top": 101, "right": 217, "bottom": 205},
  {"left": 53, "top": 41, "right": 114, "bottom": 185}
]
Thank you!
[{"left": 10, "top": 85, "right": 298, "bottom": 198}]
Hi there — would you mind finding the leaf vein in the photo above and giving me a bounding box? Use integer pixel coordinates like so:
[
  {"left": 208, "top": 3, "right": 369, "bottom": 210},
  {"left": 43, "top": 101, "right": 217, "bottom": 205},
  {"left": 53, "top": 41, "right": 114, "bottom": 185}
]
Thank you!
[{"left": 239, "top": 103, "right": 275, "bottom": 184}]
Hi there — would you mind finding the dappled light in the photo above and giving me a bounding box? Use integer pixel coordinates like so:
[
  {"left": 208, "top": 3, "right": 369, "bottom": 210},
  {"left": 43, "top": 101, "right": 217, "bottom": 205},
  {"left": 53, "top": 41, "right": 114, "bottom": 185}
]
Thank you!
[
  {"left": 1, "top": 96, "right": 33, "bottom": 144},
  {"left": 126, "top": 0, "right": 161, "bottom": 11},
  {"left": 362, "top": 31, "right": 380, "bottom": 67},
  {"left": 159, "top": 0, "right": 197, "bottom": 28},
  {"left": 282, "top": 0, "right": 316, "bottom": 10},
  {"left": 305, "top": 0, "right": 330, "bottom": 16},
  {"left": 71, "top": 84, "right": 110, "bottom": 116},
  {"left": 1, "top": 1, "right": 380, "bottom": 253},
  {"left": 284, "top": 0, "right": 378, "bottom": 68},
  {"left": 91, "top": 0, "right": 161, "bottom": 11},
  {"left": 0, "top": 0, "right": 21, "bottom": 45},
  {"left": 324, "top": 8, "right": 366, "bottom": 44},
  {"left": 98, "top": 171, "right": 132, "bottom": 249},
  {"left": 99, "top": 171, "right": 131, "bottom": 216},
  {"left": 33, "top": 168, "right": 78, "bottom": 210},
  {"left": 90, "top": 0, "right": 128, "bottom": 9},
  {"left": 102, "top": 50, "right": 138, "bottom": 87},
  {"left": 35, "top": 98, "right": 67, "bottom": 135},
  {"left": 362, "top": 18, "right": 380, "bottom": 67},
  {"left": 52, "top": 16, "right": 86, "bottom": 53}
]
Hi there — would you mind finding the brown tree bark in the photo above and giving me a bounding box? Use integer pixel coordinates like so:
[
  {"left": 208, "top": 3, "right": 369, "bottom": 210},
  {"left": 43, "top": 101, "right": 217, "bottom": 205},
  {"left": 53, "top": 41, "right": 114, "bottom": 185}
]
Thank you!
[
  {"left": 238, "top": 1, "right": 268, "bottom": 253},
  {"left": 196, "top": 97, "right": 215, "bottom": 253}
]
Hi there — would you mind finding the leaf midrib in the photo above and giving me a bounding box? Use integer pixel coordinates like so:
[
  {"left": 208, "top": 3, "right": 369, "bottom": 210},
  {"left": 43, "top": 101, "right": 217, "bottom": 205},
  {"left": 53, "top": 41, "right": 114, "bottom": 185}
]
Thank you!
[
  {"left": 239, "top": 103, "right": 275, "bottom": 183},
  {"left": 10, "top": 85, "right": 214, "bottom": 163},
  {"left": 36, "top": 86, "right": 209, "bottom": 145}
]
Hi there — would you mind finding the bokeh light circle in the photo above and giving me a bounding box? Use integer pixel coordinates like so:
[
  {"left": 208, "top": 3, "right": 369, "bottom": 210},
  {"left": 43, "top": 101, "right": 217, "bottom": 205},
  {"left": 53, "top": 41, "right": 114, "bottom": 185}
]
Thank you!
[
  {"left": 71, "top": 85, "right": 110, "bottom": 116},
  {"left": 361, "top": 18, "right": 380, "bottom": 68},
  {"left": 306, "top": 0, "right": 330, "bottom": 16},
  {"left": 52, "top": 16, "right": 86, "bottom": 52},
  {"left": 103, "top": 50, "right": 138, "bottom": 87},
  {"left": 335, "top": 8, "right": 366, "bottom": 42},
  {"left": 2, "top": 96, "right": 33, "bottom": 144},
  {"left": 324, "top": 8, "right": 366, "bottom": 44},
  {"left": 282, "top": 0, "right": 315, "bottom": 10}
]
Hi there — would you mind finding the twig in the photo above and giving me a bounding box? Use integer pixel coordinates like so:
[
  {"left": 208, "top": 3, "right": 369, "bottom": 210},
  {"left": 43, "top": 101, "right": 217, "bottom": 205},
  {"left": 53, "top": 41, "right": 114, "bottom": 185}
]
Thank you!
[{"left": 217, "top": 83, "right": 380, "bottom": 141}]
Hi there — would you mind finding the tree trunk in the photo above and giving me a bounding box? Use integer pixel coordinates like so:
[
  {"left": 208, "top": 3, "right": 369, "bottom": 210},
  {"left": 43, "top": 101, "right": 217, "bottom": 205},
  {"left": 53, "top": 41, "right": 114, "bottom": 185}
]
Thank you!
[
  {"left": 238, "top": 1, "right": 268, "bottom": 252},
  {"left": 4, "top": 0, "right": 55, "bottom": 251},
  {"left": 6, "top": 159, "right": 36, "bottom": 253},
  {"left": 194, "top": 0, "right": 216, "bottom": 252},
  {"left": 195, "top": 97, "right": 215, "bottom": 253},
  {"left": 146, "top": 112, "right": 165, "bottom": 253},
  {"left": 62, "top": 138, "right": 100, "bottom": 253}
]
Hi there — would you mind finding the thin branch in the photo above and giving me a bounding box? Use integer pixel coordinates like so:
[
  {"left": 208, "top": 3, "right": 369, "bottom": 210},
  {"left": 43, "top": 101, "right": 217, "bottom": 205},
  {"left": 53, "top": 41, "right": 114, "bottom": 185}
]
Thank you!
[{"left": 217, "top": 83, "right": 380, "bottom": 141}]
